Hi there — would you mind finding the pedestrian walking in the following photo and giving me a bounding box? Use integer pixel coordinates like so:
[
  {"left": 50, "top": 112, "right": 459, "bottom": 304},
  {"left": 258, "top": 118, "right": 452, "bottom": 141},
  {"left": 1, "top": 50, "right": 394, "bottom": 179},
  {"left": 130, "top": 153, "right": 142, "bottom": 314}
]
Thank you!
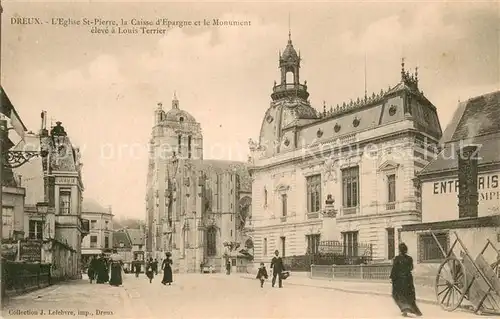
[
  {"left": 225, "top": 259, "right": 231, "bottom": 275},
  {"left": 133, "top": 258, "right": 141, "bottom": 278},
  {"left": 390, "top": 243, "right": 422, "bottom": 317},
  {"left": 109, "top": 250, "right": 124, "bottom": 287},
  {"left": 256, "top": 262, "right": 268, "bottom": 288},
  {"left": 95, "top": 254, "right": 109, "bottom": 284},
  {"left": 152, "top": 258, "right": 159, "bottom": 275},
  {"left": 87, "top": 256, "right": 98, "bottom": 283},
  {"left": 161, "top": 252, "right": 173, "bottom": 285},
  {"left": 270, "top": 250, "right": 285, "bottom": 288},
  {"left": 145, "top": 257, "right": 155, "bottom": 283}
]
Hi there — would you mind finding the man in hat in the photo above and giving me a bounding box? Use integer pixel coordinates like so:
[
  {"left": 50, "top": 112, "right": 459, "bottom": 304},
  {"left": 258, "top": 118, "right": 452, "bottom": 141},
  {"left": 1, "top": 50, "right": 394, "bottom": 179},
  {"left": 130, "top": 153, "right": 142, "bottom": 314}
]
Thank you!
[{"left": 270, "top": 250, "right": 285, "bottom": 288}]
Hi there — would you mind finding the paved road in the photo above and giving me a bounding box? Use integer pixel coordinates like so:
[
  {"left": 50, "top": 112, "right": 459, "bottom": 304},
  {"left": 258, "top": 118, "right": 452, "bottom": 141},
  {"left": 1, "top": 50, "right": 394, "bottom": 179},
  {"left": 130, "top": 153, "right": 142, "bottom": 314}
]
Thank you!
[{"left": 3, "top": 274, "right": 478, "bottom": 318}]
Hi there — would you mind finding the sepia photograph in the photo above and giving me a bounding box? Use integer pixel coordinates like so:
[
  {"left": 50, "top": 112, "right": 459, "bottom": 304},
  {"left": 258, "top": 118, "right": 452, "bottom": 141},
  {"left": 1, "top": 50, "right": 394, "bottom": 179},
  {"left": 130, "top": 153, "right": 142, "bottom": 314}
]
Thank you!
[{"left": 0, "top": 0, "right": 499, "bottom": 318}]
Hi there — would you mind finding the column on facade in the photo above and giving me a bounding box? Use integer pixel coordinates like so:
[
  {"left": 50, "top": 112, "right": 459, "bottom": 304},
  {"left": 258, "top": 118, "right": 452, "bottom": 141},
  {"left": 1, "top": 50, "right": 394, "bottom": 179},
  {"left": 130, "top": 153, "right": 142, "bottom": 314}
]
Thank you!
[{"left": 194, "top": 177, "right": 203, "bottom": 271}]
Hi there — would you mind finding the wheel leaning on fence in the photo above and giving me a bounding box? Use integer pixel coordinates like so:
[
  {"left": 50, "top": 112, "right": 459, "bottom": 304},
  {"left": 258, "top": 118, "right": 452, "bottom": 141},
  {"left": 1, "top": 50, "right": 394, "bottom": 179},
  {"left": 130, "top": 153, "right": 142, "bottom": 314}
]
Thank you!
[{"left": 435, "top": 255, "right": 468, "bottom": 312}]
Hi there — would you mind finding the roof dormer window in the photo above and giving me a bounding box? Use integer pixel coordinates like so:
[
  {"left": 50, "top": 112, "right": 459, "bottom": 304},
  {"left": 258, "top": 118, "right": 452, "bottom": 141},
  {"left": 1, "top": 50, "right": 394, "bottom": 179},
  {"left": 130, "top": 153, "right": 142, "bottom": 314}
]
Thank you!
[{"left": 179, "top": 117, "right": 184, "bottom": 123}]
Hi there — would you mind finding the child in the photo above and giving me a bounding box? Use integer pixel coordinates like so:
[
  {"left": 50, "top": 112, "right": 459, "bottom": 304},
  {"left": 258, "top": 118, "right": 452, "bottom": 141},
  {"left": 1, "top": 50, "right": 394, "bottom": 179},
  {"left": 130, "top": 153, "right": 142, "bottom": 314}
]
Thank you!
[{"left": 256, "top": 262, "right": 268, "bottom": 288}]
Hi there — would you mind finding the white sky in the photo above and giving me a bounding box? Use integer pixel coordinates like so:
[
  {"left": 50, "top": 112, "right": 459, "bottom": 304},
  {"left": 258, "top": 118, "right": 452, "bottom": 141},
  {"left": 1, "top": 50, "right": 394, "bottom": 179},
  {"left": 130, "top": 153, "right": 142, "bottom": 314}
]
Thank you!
[{"left": 2, "top": 1, "right": 499, "bottom": 219}]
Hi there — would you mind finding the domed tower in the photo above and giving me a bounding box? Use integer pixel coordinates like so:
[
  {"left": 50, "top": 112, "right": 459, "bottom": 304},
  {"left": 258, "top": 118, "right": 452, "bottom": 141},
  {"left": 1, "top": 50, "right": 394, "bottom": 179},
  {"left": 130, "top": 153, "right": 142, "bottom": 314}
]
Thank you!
[{"left": 255, "top": 32, "right": 318, "bottom": 157}]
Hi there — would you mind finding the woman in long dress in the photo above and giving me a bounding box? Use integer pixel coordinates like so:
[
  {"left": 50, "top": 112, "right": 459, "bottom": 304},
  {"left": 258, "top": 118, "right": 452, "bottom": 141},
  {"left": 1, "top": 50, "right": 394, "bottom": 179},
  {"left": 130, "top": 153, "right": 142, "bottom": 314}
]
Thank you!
[
  {"left": 95, "top": 254, "right": 108, "bottom": 284},
  {"left": 109, "top": 250, "right": 124, "bottom": 287},
  {"left": 145, "top": 257, "right": 155, "bottom": 283},
  {"left": 161, "top": 252, "right": 173, "bottom": 285},
  {"left": 390, "top": 243, "right": 422, "bottom": 317}
]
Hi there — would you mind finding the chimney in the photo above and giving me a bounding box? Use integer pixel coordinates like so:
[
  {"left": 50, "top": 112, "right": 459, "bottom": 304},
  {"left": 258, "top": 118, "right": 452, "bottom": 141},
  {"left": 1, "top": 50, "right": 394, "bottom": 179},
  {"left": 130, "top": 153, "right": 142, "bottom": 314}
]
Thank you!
[{"left": 457, "top": 145, "right": 479, "bottom": 218}]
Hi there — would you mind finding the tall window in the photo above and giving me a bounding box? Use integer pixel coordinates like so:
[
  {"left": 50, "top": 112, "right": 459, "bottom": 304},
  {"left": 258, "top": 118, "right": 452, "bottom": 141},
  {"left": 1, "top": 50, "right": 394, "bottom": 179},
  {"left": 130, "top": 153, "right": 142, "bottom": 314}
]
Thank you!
[
  {"left": 188, "top": 136, "right": 192, "bottom": 158},
  {"left": 178, "top": 135, "right": 182, "bottom": 155},
  {"left": 281, "top": 194, "right": 288, "bottom": 217},
  {"left": 207, "top": 227, "right": 217, "bottom": 256},
  {"left": 264, "top": 188, "right": 268, "bottom": 207},
  {"left": 90, "top": 220, "right": 97, "bottom": 229},
  {"left": 280, "top": 236, "right": 286, "bottom": 257},
  {"left": 104, "top": 236, "right": 109, "bottom": 248},
  {"left": 59, "top": 191, "right": 71, "bottom": 214},
  {"left": 387, "top": 174, "right": 396, "bottom": 203},
  {"left": 387, "top": 228, "right": 395, "bottom": 260},
  {"left": 306, "top": 175, "right": 321, "bottom": 213},
  {"left": 2, "top": 207, "right": 13, "bottom": 239},
  {"left": 306, "top": 234, "right": 321, "bottom": 254},
  {"left": 90, "top": 235, "right": 98, "bottom": 248},
  {"left": 28, "top": 220, "right": 43, "bottom": 240},
  {"left": 418, "top": 232, "right": 448, "bottom": 263},
  {"left": 105, "top": 221, "right": 109, "bottom": 230},
  {"left": 342, "top": 167, "right": 359, "bottom": 208},
  {"left": 263, "top": 238, "right": 268, "bottom": 256},
  {"left": 342, "top": 231, "right": 358, "bottom": 257}
]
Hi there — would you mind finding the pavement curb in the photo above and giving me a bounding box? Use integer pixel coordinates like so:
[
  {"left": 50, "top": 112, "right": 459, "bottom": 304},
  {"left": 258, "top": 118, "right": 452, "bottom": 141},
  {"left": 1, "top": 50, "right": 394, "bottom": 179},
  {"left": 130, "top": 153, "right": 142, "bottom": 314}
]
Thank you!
[{"left": 239, "top": 276, "right": 437, "bottom": 306}]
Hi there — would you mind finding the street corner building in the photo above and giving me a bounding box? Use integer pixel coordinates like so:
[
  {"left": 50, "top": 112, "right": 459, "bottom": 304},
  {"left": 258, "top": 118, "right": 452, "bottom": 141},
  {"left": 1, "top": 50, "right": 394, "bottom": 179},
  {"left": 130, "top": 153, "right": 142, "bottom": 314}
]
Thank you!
[
  {"left": 400, "top": 90, "right": 500, "bottom": 285},
  {"left": 246, "top": 33, "right": 444, "bottom": 267},
  {"left": 81, "top": 198, "right": 114, "bottom": 265},
  {"left": 145, "top": 94, "right": 253, "bottom": 273},
  {"left": 5, "top": 112, "right": 89, "bottom": 282}
]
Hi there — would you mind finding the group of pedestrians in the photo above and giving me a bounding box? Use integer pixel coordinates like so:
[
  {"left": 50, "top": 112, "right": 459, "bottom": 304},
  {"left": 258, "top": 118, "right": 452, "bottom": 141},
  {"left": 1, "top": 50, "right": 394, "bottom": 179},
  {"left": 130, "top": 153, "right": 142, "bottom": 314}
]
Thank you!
[
  {"left": 134, "top": 252, "right": 174, "bottom": 285},
  {"left": 87, "top": 249, "right": 124, "bottom": 287},
  {"left": 255, "top": 244, "right": 421, "bottom": 318}
]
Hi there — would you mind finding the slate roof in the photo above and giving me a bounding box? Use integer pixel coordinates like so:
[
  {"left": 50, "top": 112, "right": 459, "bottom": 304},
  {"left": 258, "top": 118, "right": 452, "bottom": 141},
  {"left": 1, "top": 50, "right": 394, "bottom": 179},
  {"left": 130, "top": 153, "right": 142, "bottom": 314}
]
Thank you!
[
  {"left": 189, "top": 159, "right": 251, "bottom": 192},
  {"left": 125, "top": 228, "right": 144, "bottom": 246},
  {"left": 112, "top": 230, "right": 132, "bottom": 249},
  {"left": 82, "top": 198, "right": 108, "bottom": 213},
  {"left": 419, "top": 90, "right": 500, "bottom": 176}
]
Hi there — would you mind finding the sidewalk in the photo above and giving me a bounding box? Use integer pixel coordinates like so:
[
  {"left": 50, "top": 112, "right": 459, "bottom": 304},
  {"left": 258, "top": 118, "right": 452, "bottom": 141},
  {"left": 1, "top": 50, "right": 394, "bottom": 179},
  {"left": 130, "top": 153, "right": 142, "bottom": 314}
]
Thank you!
[
  {"left": 2, "top": 278, "right": 131, "bottom": 318},
  {"left": 239, "top": 273, "right": 438, "bottom": 305}
]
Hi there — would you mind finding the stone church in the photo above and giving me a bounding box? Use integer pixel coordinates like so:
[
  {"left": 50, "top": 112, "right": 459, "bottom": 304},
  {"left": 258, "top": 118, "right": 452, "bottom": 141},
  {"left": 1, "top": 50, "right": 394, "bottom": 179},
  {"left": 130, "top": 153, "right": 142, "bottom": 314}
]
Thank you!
[
  {"left": 145, "top": 94, "right": 253, "bottom": 273},
  {"left": 248, "top": 32, "right": 443, "bottom": 265}
]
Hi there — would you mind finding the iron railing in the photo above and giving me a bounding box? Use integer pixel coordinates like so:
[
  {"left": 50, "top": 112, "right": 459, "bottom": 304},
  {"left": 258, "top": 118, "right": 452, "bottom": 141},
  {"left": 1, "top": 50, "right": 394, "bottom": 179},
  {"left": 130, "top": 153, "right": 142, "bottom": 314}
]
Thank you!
[
  {"left": 310, "top": 264, "right": 392, "bottom": 281},
  {"left": 1, "top": 261, "right": 51, "bottom": 299}
]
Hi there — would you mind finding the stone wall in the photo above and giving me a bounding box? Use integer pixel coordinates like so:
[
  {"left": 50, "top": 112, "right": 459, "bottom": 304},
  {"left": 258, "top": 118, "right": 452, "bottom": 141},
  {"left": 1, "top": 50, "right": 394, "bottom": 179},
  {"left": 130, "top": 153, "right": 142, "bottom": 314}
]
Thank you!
[{"left": 401, "top": 224, "right": 499, "bottom": 286}]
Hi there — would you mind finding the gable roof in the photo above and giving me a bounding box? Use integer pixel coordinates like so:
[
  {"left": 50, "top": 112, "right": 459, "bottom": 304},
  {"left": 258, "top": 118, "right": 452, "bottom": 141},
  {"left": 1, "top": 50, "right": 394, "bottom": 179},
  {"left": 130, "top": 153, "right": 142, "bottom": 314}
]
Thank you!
[
  {"left": 125, "top": 228, "right": 144, "bottom": 246},
  {"left": 419, "top": 90, "right": 500, "bottom": 176},
  {"left": 112, "top": 230, "right": 132, "bottom": 249}
]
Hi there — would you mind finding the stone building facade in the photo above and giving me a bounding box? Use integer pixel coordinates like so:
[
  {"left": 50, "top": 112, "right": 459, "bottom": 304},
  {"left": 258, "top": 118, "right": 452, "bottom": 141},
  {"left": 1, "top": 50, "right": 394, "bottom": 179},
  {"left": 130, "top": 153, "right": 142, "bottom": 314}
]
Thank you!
[
  {"left": 81, "top": 198, "right": 114, "bottom": 265},
  {"left": 145, "top": 95, "right": 252, "bottom": 273},
  {"left": 12, "top": 116, "right": 88, "bottom": 280},
  {"left": 248, "top": 34, "right": 443, "bottom": 265}
]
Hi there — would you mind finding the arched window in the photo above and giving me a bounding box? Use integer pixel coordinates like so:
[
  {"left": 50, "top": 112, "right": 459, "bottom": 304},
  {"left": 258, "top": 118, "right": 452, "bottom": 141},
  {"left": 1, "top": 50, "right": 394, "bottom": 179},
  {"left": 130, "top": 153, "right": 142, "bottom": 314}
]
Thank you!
[{"left": 207, "top": 227, "right": 217, "bottom": 256}]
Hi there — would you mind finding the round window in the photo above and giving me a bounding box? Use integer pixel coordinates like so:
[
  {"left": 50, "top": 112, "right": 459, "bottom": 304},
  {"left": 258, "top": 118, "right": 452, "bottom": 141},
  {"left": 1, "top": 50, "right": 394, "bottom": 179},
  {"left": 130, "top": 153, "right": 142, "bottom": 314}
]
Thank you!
[{"left": 389, "top": 105, "right": 397, "bottom": 116}]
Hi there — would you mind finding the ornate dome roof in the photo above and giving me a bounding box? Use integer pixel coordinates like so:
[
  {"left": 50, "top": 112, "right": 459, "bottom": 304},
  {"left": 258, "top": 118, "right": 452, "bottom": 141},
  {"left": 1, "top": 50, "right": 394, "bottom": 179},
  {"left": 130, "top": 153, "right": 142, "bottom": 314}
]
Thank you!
[
  {"left": 165, "top": 108, "right": 197, "bottom": 123},
  {"left": 281, "top": 32, "right": 299, "bottom": 62},
  {"left": 282, "top": 41, "right": 299, "bottom": 61}
]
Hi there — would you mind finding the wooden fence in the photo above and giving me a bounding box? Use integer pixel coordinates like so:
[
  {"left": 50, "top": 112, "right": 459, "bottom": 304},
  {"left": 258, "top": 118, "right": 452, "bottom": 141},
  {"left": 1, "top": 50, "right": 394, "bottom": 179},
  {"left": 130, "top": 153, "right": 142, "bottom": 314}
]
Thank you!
[
  {"left": 310, "top": 264, "right": 392, "bottom": 281},
  {"left": 1, "top": 261, "right": 51, "bottom": 298}
]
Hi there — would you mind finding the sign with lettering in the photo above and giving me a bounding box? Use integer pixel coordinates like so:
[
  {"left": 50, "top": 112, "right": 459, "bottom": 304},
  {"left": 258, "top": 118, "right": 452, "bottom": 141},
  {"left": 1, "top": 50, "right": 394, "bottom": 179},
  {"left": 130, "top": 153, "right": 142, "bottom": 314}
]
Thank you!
[
  {"left": 55, "top": 177, "right": 77, "bottom": 185},
  {"left": 432, "top": 174, "right": 499, "bottom": 201},
  {"left": 20, "top": 241, "right": 42, "bottom": 262},
  {"left": 422, "top": 172, "right": 500, "bottom": 222}
]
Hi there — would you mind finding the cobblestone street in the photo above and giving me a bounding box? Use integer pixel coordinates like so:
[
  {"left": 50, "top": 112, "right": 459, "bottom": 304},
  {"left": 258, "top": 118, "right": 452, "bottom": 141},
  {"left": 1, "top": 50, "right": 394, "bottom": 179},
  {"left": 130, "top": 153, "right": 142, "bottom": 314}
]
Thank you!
[{"left": 2, "top": 274, "right": 480, "bottom": 318}]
